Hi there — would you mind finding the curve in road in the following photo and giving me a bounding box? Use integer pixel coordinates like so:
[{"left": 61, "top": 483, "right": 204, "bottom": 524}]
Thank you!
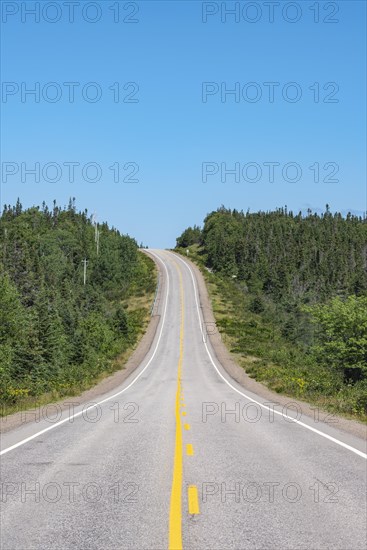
[{"left": 1, "top": 250, "right": 366, "bottom": 550}]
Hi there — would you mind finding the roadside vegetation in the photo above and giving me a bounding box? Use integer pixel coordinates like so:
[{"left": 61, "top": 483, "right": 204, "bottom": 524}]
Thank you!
[
  {"left": 0, "top": 199, "right": 156, "bottom": 415},
  {"left": 176, "top": 206, "right": 367, "bottom": 421}
]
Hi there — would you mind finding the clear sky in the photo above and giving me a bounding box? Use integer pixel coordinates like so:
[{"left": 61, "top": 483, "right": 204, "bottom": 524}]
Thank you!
[{"left": 1, "top": 0, "right": 366, "bottom": 248}]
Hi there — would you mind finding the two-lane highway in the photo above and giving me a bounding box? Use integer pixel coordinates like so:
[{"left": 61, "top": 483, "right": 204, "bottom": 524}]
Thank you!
[{"left": 1, "top": 250, "right": 366, "bottom": 549}]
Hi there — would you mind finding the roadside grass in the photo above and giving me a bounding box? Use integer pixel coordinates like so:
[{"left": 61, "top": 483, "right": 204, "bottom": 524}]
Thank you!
[
  {"left": 1, "top": 252, "right": 157, "bottom": 418},
  {"left": 176, "top": 245, "right": 367, "bottom": 423}
]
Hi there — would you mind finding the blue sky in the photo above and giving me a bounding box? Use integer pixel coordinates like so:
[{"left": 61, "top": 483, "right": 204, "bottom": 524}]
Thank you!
[{"left": 1, "top": 0, "right": 366, "bottom": 247}]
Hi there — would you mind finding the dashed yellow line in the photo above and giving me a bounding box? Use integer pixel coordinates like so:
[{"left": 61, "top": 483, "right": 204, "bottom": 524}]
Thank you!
[
  {"left": 186, "top": 444, "right": 194, "bottom": 456},
  {"left": 188, "top": 485, "right": 200, "bottom": 515},
  {"left": 168, "top": 265, "right": 185, "bottom": 550},
  {"left": 182, "top": 411, "right": 187, "bottom": 416},
  {"left": 184, "top": 424, "right": 190, "bottom": 431}
]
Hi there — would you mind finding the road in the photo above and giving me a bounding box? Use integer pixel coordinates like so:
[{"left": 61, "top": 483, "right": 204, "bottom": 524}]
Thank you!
[{"left": 1, "top": 250, "right": 366, "bottom": 550}]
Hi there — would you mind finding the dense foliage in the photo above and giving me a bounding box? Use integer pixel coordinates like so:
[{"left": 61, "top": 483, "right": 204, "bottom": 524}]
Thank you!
[
  {"left": 176, "top": 225, "right": 202, "bottom": 248},
  {"left": 201, "top": 206, "right": 367, "bottom": 300},
  {"left": 176, "top": 206, "right": 367, "bottom": 418},
  {"left": 304, "top": 296, "right": 367, "bottom": 380},
  {"left": 0, "top": 199, "right": 155, "bottom": 410}
]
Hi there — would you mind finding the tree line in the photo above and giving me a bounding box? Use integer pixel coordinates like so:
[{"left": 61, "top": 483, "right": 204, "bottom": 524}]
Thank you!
[
  {"left": 176, "top": 206, "right": 367, "bottom": 417},
  {"left": 0, "top": 199, "right": 155, "bottom": 409}
]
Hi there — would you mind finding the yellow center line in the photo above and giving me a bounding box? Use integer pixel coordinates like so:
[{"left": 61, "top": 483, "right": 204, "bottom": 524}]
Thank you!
[
  {"left": 184, "top": 424, "right": 190, "bottom": 431},
  {"left": 168, "top": 263, "right": 185, "bottom": 550}
]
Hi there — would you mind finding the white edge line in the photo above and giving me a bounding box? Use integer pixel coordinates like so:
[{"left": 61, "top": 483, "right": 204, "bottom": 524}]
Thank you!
[
  {"left": 0, "top": 251, "right": 170, "bottom": 457},
  {"left": 172, "top": 252, "right": 367, "bottom": 460}
]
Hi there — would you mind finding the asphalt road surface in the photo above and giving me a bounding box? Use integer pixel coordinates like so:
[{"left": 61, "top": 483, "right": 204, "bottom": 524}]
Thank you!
[{"left": 1, "top": 250, "right": 366, "bottom": 550}]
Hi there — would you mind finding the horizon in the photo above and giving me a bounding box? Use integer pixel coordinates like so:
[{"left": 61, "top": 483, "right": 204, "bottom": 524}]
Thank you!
[
  {"left": 1, "top": 0, "right": 366, "bottom": 247},
  {"left": 2, "top": 197, "right": 366, "bottom": 251}
]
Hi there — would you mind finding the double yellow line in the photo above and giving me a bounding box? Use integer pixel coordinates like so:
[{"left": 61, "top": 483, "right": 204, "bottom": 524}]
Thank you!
[
  {"left": 168, "top": 260, "right": 200, "bottom": 550},
  {"left": 169, "top": 264, "right": 185, "bottom": 550}
]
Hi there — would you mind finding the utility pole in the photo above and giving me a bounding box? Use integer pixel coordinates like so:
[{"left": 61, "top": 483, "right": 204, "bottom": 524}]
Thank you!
[
  {"left": 93, "top": 212, "right": 100, "bottom": 255},
  {"left": 96, "top": 229, "right": 100, "bottom": 256},
  {"left": 82, "top": 258, "right": 88, "bottom": 285},
  {"left": 2, "top": 227, "right": 7, "bottom": 265}
]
